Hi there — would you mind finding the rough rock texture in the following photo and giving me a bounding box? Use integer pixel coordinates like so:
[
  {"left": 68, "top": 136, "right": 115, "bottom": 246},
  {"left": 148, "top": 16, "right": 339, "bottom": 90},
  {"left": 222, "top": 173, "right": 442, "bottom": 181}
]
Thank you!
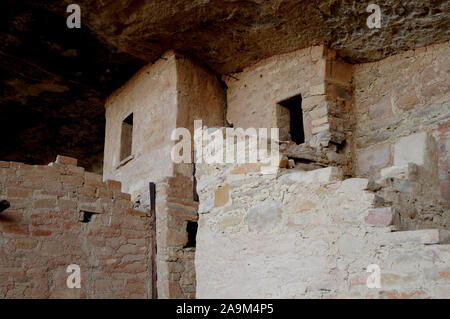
[
  {"left": 1, "top": 0, "right": 144, "bottom": 171},
  {"left": 0, "top": 156, "right": 153, "bottom": 298},
  {"left": 48, "top": 0, "right": 450, "bottom": 73},
  {"left": 2, "top": 0, "right": 449, "bottom": 169}
]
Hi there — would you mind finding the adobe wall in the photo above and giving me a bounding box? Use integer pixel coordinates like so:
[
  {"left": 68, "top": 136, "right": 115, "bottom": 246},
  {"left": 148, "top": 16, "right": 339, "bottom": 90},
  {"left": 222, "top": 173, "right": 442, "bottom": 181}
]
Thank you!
[
  {"left": 0, "top": 156, "right": 152, "bottom": 298},
  {"left": 353, "top": 41, "right": 450, "bottom": 201}
]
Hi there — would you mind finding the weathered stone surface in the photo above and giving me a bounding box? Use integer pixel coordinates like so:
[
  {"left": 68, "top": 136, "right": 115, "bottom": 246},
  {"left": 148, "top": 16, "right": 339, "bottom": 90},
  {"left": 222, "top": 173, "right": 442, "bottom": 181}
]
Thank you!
[
  {"left": 365, "top": 207, "right": 397, "bottom": 227},
  {"left": 354, "top": 41, "right": 449, "bottom": 199},
  {"left": 393, "top": 132, "right": 430, "bottom": 166},
  {"left": 214, "top": 184, "right": 230, "bottom": 208},
  {"left": 380, "top": 164, "right": 418, "bottom": 181},
  {"left": 357, "top": 142, "right": 392, "bottom": 175},
  {"left": 283, "top": 166, "right": 343, "bottom": 184},
  {"left": 247, "top": 201, "right": 283, "bottom": 233},
  {"left": 337, "top": 178, "right": 369, "bottom": 193},
  {"left": 195, "top": 156, "right": 450, "bottom": 299},
  {"left": 378, "top": 229, "right": 450, "bottom": 245}
]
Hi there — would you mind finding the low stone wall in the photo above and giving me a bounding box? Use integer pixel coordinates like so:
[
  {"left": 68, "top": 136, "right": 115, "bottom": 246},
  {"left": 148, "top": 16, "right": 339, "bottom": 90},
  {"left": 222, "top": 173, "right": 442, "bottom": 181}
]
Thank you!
[
  {"left": 195, "top": 162, "right": 450, "bottom": 298},
  {"left": 0, "top": 156, "right": 152, "bottom": 298}
]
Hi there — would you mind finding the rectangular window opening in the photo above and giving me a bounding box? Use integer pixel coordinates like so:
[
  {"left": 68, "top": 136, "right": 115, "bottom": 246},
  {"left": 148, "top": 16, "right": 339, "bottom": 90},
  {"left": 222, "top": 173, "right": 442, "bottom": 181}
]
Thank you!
[
  {"left": 120, "top": 113, "right": 133, "bottom": 161},
  {"left": 184, "top": 221, "right": 198, "bottom": 248},
  {"left": 192, "top": 161, "right": 199, "bottom": 202},
  {"left": 277, "top": 94, "right": 304, "bottom": 144},
  {"left": 80, "top": 211, "right": 97, "bottom": 223}
]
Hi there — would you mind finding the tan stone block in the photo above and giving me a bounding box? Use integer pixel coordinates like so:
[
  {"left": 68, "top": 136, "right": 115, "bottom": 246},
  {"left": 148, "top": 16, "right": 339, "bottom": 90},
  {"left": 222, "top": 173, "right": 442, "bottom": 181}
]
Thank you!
[
  {"left": 302, "top": 95, "right": 325, "bottom": 111},
  {"left": 214, "top": 184, "right": 230, "bottom": 208},
  {"left": 55, "top": 155, "right": 78, "bottom": 166},
  {"left": 106, "top": 180, "right": 122, "bottom": 190},
  {"left": 330, "top": 61, "right": 352, "bottom": 83},
  {"left": 311, "top": 116, "right": 328, "bottom": 127},
  {"left": 395, "top": 89, "right": 420, "bottom": 110},
  {"left": 166, "top": 231, "right": 188, "bottom": 247},
  {"left": 311, "top": 123, "right": 330, "bottom": 134},
  {"left": 311, "top": 45, "right": 326, "bottom": 61},
  {"left": 309, "top": 83, "right": 326, "bottom": 96},
  {"left": 308, "top": 104, "right": 328, "bottom": 120},
  {"left": 231, "top": 163, "right": 260, "bottom": 174}
]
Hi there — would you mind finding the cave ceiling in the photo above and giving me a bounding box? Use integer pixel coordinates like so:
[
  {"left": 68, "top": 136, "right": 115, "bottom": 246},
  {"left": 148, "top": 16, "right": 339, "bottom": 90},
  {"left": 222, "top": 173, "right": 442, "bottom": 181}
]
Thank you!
[{"left": 1, "top": 0, "right": 449, "bottom": 171}]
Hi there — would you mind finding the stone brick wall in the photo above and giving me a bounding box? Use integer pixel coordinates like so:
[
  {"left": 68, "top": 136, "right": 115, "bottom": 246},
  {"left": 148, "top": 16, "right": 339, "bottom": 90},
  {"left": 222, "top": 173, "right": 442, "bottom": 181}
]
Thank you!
[
  {"left": 103, "top": 51, "right": 225, "bottom": 298},
  {"left": 224, "top": 46, "right": 354, "bottom": 174},
  {"left": 353, "top": 41, "right": 450, "bottom": 201},
  {"left": 104, "top": 51, "right": 179, "bottom": 207},
  {"left": 155, "top": 175, "right": 198, "bottom": 299},
  {"left": 0, "top": 156, "right": 152, "bottom": 298},
  {"left": 195, "top": 161, "right": 450, "bottom": 298}
]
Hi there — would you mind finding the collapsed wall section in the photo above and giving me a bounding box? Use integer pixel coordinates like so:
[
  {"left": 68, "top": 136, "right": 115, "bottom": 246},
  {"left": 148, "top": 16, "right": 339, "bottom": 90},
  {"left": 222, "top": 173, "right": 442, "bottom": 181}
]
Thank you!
[{"left": 0, "top": 156, "right": 152, "bottom": 298}]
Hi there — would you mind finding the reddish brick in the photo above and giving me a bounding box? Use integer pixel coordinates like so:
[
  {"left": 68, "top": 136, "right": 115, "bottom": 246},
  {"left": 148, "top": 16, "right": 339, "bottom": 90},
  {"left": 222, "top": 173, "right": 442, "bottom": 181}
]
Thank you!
[
  {"left": 34, "top": 199, "right": 56, "bottom": 209},
  {"left": 365, "top": 207, "right": 396, "bottom": 227},
  {"left": 60, "top": 175, "right": 84, "bottom": 186},
  {"left": 85, "top": 172, "right": 104, "bottom": 187},
  {"left": 7, "top": 187, "right": 32, "bottom": 198},
  {"left": 77, "top": 186, "right": 96, "bottom": 198},
  {"left": 96, "top": 187, "right": 112, "bottom": 199},
  {"left": 65, "top": 165, "right": 85, "bottom": 175},
  {"left": 0, "top": 161, "right": 10, "bottom": 168},
  {"left": 55, "top": 155, "right": 78, "bottom": 166},
  {"left": 1, "top": 224, "right": 29, "bottom": 235},
  {"left": 113, "top": 191, "right": 131, "bottom": 201},
  {"left": 106, "top": 180, "right": 122, "bottom": 190},
  {"left": 32, "top": 229, "right": 52, "bottom": 237},
  {"left": 58, "top": 199, "right": 77, "bottom": 210},
  {"left": 43, "top": 180, "right": 62, "bottom": 191}
]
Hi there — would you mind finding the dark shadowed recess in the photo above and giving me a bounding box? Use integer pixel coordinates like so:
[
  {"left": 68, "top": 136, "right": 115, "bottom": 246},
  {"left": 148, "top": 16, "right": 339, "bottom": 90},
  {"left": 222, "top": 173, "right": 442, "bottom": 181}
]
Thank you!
[{"left": 0, "top": 1, "right": 145, "bottom": 172}]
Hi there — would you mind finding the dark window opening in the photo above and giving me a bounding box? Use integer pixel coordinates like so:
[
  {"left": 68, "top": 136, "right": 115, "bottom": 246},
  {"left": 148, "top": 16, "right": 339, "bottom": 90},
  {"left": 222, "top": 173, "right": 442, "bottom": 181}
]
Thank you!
[
  {"left": 278, "top": 94, "right": 304, "bottom": 144},
  {"left": 184, "top": 221, "right": 198, "bottom": 248},
  {"left": 120, "top": 113, "right": 133, "bottom": 161},
  {"left": 0, "top": 200, "right": 10, "bottom": 213},
  {"left": 192, "top": 161, "right": 199, "bottom": 202},
  {"left": 80, "top": 211, "right": 96, "bottom": 223}
]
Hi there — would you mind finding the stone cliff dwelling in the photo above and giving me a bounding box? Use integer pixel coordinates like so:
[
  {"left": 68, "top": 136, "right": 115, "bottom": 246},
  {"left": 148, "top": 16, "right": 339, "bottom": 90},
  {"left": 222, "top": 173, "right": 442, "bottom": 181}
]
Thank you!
[{"left": 1, "top": 0, "right": 449, "bottom": 299}]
